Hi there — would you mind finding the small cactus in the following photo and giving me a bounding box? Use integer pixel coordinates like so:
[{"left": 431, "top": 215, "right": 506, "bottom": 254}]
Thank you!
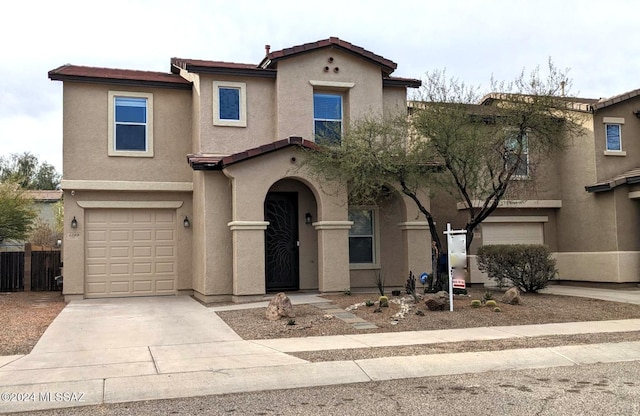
[
  {"left": 493, "top": 307, "right": 502, "bottom": 313},
  {"left": 379, "top": 296, "right": 389, "bottom": 307},
  {"left": 365, "top": 300, "right": 374, "bottom": 307},
  {"left": 343, "top": 289, "right": 351, "bottom": 296},
  {"left": 485, "top": 300, "right": 498, "bottom": 307},
  {"left": 471, "top": 299, "right": 482, "bottom": 308},
  {"left": 286, "top": 319, "right": 296, "bottom": 325}
]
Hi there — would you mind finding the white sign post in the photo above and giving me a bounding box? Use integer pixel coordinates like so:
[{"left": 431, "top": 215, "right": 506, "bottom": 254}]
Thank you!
[{"left": 444, "top": 223, "right": 467, "bottom": 312}]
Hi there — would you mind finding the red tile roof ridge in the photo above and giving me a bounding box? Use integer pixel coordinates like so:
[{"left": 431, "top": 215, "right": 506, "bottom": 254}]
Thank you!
[{"left": 260, "top": 37, "right": 397, "bottom": 73}]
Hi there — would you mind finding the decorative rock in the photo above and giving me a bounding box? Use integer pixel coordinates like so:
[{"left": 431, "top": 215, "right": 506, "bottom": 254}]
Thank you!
[
  {"left": 416, "top": 310, "right": 425, "bottom": 316},
  {"left": 265, "top": 292, "right": 295, "bottom": 321},
  {"left": 373, "top": 307, "right": 382, "bottom": 313},
  {"left": 425, "top": 291, "right": 449, "bottom": 311},
  {"left": 501, "top": 287, "right": 522, "bottom": 305}
]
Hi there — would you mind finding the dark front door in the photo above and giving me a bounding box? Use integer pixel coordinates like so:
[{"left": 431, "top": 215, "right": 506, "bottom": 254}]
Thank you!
[{"left": 264, "top": 192, "right": 299, "bottom": 291}]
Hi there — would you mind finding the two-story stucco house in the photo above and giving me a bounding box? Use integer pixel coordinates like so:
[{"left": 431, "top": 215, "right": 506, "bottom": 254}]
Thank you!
[
  {"left": 430, "top": 90, "right": 640, "bottom": 286},
  {"left": 49, "top": 37, "right": 433, "bottom": 301}
]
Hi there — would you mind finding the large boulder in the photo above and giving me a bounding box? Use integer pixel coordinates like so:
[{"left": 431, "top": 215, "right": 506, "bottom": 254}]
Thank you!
[
  {"left": 501, "top": 287, "right": 522, "bottom": 305},
  {"left": 265, "top": 292, "right": 295, "bottom": 321},
  {"left": 425, "top": 291, "right": 449, "bottom": 311}
]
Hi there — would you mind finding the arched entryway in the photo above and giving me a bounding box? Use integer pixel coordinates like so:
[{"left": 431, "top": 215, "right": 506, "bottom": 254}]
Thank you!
[{"left": 264, "top": 178, "right": 318, "bottom": 292}]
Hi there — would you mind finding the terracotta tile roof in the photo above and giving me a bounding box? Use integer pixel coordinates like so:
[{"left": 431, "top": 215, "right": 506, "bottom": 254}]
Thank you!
[
  {"left": 259, "top": 37, "right": 398, "bottom": 75},
  {"left": 48, "top": 65, "right": 191, "bottom": 89},
  {"left": 593, "top": 88, "right": 640, "bottom": 110},
  {"left": 24, "top": 190, "right": 63, "bottom": 201},
  {"left": 187, "top": 137, "right": 318, "bottom": 170},
  {"left": 170, "top": 58, "right": 276, "bottom": 78},
  {"left": 585, "top": 167, "right": 640, "bottom": 193}
]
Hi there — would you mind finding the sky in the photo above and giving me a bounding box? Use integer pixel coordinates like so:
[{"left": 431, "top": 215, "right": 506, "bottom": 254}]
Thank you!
[{"left": 1, "top": 0, "right": 638, "bottom": 175}]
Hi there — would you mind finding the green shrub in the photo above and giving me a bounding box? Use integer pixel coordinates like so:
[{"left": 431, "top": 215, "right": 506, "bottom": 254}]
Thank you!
[
  {"left": 343, "top": 288, "right": 351, "bottom": 296},
  {"left": 485, "top": 300, "right": 497, "bottom": 307},
  {"left": 365, "top": 300, "right": 374, "bottom": 307},
  {"left": 477, "top": 244, "right": 557, "bottom": 293},
  {"left": 483, "top": 291, "right": 494, "bottom": 301},
  {"left": 379, "top": 296, "right": 389, "bottom": 307},
  {"left": 471, "top": 300, "right": 482, "bottom": 308},
  {"left": 287, "top": 319, "right": 296, "bottom": 325}
]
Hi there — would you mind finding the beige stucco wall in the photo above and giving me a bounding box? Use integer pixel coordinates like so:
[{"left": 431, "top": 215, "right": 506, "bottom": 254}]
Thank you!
[
  {"left": 61, "top": 190, "right": 193, "bottom": 299},
  {"left": 383, "top": 87, "right": 409, "bottom": 118},
  {"left": 191, "top": 171, "right": 233, "bottom": 302},
  {"left": 594, "top": 98, "right": 640, "bottom": 182},
  {"left": 62, "top": 82, "right": 192, "bottom": 183},
  {"left": 196, "top": 75, "right": 276, "bottom": 155},
  {"left": 274, "top": 48, "right": 385, "bottom": 141}
]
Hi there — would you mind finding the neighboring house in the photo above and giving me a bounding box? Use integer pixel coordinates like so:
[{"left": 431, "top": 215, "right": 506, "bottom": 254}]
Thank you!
[
  {"left": 431, "top": 90, "right": 640, "bottom": 286},
  {"left": 48, "top": 37, "right": 432, "bottom": 301},
  {"left": 0, "top": 190, "right": 63, "bottom": 251}
]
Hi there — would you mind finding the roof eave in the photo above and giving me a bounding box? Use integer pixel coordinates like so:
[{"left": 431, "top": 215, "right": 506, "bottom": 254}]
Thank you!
[{"left": 48, "top": 73, "right": 193, "bottom": 90}]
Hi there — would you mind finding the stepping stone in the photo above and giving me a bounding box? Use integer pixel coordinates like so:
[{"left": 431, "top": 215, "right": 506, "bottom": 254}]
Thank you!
[{"left": 352, "top": 322, "right": 378, "bottom": 330}]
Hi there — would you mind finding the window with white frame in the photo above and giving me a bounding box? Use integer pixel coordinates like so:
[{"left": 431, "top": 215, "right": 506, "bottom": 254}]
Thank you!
[
  {"left": 505, "top": 132, "right": 529, "bottom": 177},
  {"left": 348, "top": 208, "right": 376, "bottom": 264},
  {"left": 605, "top": 123, "right": 622, "bottom": 151},
  {"left": 213, "top": 81, "right": 247, "bottom": 127},
  {"left": 313, "top": 93, "right": 342, "bottom": 144},
  {"left": 108, "top": 91, "right": 153, "bottom": 157}
]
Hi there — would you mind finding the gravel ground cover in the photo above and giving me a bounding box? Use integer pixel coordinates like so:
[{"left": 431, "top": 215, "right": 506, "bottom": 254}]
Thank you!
[
  {"left": 0, "top": 291, "right": 65, "bottom": 355},
  {"left": 216, "top": 288, "right": 640, "bottom": 340}
]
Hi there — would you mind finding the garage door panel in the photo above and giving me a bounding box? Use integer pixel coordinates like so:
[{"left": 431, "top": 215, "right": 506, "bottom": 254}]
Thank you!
[
  {"left": 109, "top": 247, "right": 130, "bottom": 258},
  {"left": 133, "top": 230, "right": 152, "bottom": 241},
  {"left": 133, "top": 246, "right": 152, "bottom": 257},
  {"left": 155, "top": 229, "right": 174, "bottom": 241},
  {"left": 86, "top": 230, "right": 107, "bottom": 242},
  {"left": 110, "top": 230, "right": 130, "bottom": 241},
  {"left": 85, "top": 209, "right": 177, "bottom": 298},
  {"left": 483, "top": 223, "right": 544, "bottom": 245},
  {"left": 133, "top": 280, "right": 153, "bottom": 292}
]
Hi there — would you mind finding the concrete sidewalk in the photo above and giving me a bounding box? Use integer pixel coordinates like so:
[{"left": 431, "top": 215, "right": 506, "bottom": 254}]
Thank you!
[{"left": 2, "top": 286, "right": 640, "bottom": 413}]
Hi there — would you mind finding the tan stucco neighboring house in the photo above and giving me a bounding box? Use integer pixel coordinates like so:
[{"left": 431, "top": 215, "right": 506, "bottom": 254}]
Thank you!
[
  {"left": 48, "top": 37, "right": 433, "bottom": 301},
  {"left": 430, "top": 90, "right": 640, "bottom": 286}
]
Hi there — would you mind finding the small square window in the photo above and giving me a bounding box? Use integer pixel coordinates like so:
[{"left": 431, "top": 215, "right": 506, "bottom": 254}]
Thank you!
[
  {"left": 605, "top": 124, "right": 622, "bottom": 151},
  {"left": 213, "top": 81, "right": 246, "bottom": 127},
  {"left": 314, "top": 93, "right": 342, "bottom": 144},
  {"left": 108, "top": 91, "right": 153, "bottom": 157}
]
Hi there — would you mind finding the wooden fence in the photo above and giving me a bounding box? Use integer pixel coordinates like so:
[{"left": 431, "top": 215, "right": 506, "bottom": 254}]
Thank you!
[{"left": 0, "top": 244, "right": 61, "bottom": 292}]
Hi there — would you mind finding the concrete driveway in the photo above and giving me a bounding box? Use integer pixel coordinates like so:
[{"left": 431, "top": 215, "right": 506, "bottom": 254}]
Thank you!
[{"left": 31, "top": 296, "right": 242, "bottom": 353}]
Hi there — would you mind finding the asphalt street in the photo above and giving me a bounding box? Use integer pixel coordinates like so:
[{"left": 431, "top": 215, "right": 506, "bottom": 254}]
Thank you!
[{"left": 14, "top": 360, "right": 640, "bottom": 416}]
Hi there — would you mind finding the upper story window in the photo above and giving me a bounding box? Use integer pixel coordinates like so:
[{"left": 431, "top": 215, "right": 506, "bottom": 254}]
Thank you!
[
  {"left": 108, "top": 91, "right": 154, "bottom": 157},
  {"left": 313, "top": 93, "right": 342, "bottom": 144},
  {"left": 213, "top": 81, "right": 247, "bottom": 127},
  {"left": 505, "top": 132, "right": 529, "bottom": 178},
  {"left": 602, "top": 117, "right": 626, "bottom": 156},
  {"left": 605, "top": 124, "right": 622, "bottom": 151},
  {"left": 348, "top": 208, "right": 376, "bottom": 264}
]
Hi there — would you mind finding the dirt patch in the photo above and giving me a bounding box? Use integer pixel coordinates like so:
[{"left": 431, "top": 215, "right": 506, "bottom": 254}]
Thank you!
[
  {"left": 0, "top": 291, "right": 66, "bottom": 355},
  {"left": 216, "top": 288, "right": 640, "bottom": 340}
]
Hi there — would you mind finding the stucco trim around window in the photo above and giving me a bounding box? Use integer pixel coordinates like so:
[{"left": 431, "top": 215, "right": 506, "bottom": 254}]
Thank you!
[
  {"left": 309, "top": 80, "right": 355, "bottom": 89},
  {"left": 213, "top": 81, "right": 247, "bottom": 127},
  {"left": 107, "top": 91, "right": 154, "bottom": 157},
  {"left": 483, "top": 216, "right": 549, "bottom": 223}
]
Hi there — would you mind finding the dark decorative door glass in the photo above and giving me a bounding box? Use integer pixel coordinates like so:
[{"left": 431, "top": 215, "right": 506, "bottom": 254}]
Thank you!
[{"left": 264, "top": 193, "right": 299, "bottom": 291}]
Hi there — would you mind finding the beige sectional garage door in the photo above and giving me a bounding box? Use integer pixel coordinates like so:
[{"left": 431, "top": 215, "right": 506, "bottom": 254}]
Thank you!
[
  {"left": 85, "top": 209, "right": 177, "bottom": 298},
  {"left": 482, "top": 222, "right": 544, "bottom": 245}
]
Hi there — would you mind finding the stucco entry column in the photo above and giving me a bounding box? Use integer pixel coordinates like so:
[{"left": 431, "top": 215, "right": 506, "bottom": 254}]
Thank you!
[
  {"left": 398, "top": 221, "right": 432, "bottom": 280},
  {"left": 313, "top": 221, "right": 353, "bottom": 292},
  {"left": 228, "top": 221, "right": 269, "bottom": 301}
]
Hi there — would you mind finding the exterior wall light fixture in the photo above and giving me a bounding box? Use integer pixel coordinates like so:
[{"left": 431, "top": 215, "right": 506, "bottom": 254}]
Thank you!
[
  {"left": 305, "top": 212, "right": 312, "bottom": 224},
  {"left": 70, "top": 216, "right": 78, "bottom": 229},
  {"left": 183, "top": 216, "right": 191, "bottom": 228}
]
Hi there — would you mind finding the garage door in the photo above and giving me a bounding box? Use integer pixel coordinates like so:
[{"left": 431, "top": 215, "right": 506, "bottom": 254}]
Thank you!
[
  {"left": 482, "top": 222, "right": 544, "bottom": 245},
  {"left": 85, "top": 209, "right": 177, "bottom": 298}
]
